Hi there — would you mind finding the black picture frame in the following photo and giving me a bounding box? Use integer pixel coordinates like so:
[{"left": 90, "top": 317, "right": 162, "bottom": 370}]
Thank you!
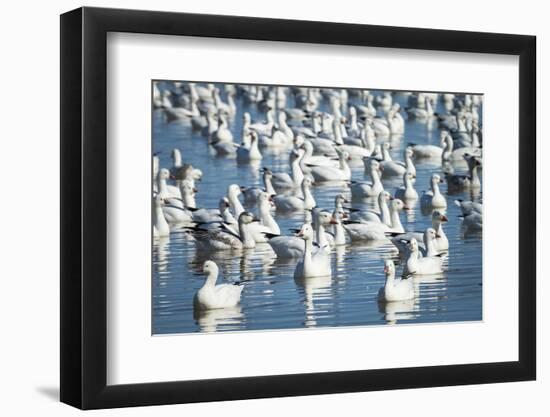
[{"left": 60, "top": 6, "right": 536, "bottom": 410}]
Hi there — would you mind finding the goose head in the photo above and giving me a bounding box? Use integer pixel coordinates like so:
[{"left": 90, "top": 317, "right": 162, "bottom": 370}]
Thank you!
[
  {"left": 430, "top": 173, "right": 444, "bottom": 188},
  {"left": 227, "top": 184, "right": 242, "bottom": 198},
  {"left": 316, "top": 210, "right": 334, "bottom": 227},
  {"left": 348, "top": 106, "right": 357, "bottom": 118},
  {"left": 296, "top": 223, "right": 314, "bottom": 241},
  {"left": 243, "top": 112, "right": 251, "bottom": 124},
  {"left": 378, "top": 190, "right": 391, "bottom": 205},
  {"left": 424, "top": 228, "right": 438, "bottom": 244},
  {"left": 383, "top": 259, "right": 395, "bottom": 276},
  {"left": 301, "top": 176, "right": 314, "bottom": 191},
  {"left": 203, "top": 260, "right": 219, "bottom": 277},
  {"left": 238, "top": 211, "right": 259, "bottom": 225},
  {"left": 404, "top": 146, "right": 414, "bottom": 160},
  {"left": 257, "top": 191, "right": 272, "bottom": 206},
  {"left": 218, "top": 197, "right": 231, "bottom": 212},
  {"left": 432, "top": 210, "right": 448, "bottom": 225},
  {"left": 261, "top": 167, "right": 273, "bottom": 180},
  {"left": 408, "top": 237, "right": 419, "bottom": 253},
  {"left": 170, "top": 148, "right": 182, "bottom": 164},
  {"left": 294, "top": 135, "right": 305, "bottom": 148},
  {"left": 390, "top": 198, "right": 405, "bottom": 213},
  {"left": 158, "top": 168, "right": 170, "bottom": 181},
  {"left": 334, "top": 193, "right": 349, "bottom": 207}
]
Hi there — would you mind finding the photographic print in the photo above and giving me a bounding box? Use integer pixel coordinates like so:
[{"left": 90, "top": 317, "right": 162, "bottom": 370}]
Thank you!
[{"left": 152, "top": 81, "right": 483, "bottom": 334}]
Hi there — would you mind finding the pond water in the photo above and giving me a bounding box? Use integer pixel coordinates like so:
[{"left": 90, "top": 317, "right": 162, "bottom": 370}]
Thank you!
[{"left": 152, "top": 83, "right": 482, "bottom": 334}]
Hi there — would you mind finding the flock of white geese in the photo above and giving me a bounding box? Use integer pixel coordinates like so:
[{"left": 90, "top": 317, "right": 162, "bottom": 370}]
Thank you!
[{"left": 153, "top": 82, "right": 483, "bottom": 312}]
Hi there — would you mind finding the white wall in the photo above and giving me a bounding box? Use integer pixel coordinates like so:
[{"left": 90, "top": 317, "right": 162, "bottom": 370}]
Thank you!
[{"left": 0, "top": 0, "right": 544, "bottom": 415}]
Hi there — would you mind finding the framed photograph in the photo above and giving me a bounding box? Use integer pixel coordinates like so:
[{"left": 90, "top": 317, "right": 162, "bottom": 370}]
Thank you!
[{"left": 60, "top": 6, "right": 536, "bottom": 410}]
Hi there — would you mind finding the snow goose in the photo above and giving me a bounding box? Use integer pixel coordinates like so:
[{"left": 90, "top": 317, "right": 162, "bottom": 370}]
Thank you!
[
  {"left": 188, "top": 211, "right": 259, "bottom": 251},
  {"left": 273, "top": 177, "right": 316, "bottom": 212},
  {"left": 394, "top": 172, "right": 419, "bottom": 203},
  {"left": 247, "top": 192, "right": 281, "bottom": 243},
  {"left": 259, "top": 111, "right": 294, "bottom": 149},
  {"left": 271, "top": 148, "right": 305, "bottom": 191},
  {"left": 193, "top": 261, "right": 244, "bottom": 310},
  {"left": 242, "top": 167, "right": 277, "bottom": 206},
  {"left": 454, "top": 199, "right": 482, "bottom": 216},
  {"left": 441, "top": 131, "right": 482, "bottom": 162},
  {"left": 409, "top": 131, "right": 452, "bottom": 160},
  {"left": 378, "top": 260, "right": 414, "bottom": 302},
  {"left": 445, "top": 154, "right": 482, "bottom": 191},
  {"left": 350, "top": 159, "right": 384, "bottom": 199},
  {"left": 209, "top": 112, "right": 234, "bottom": 146},
  {"left": 328, "top": 208, "right": 347, "bottom": 246},
  {"left": 406, "top": 96, "right": 435, "bottom": 120},
  {"left": 344, "top": 199, "right": 405, "bottom": 241},
  {"left": 380, "top": 145, "right": 416, "bottom": 179},
  {"left": 226, "top": 184, "right": 245, "bottom": 217},
  {"left": 299, "top": 139, "right": 339, "bottom": 170},
  {"left": 350, "top": 190, "right": 392, "bottom": 226},
  {"left": 309, "top": 150, "right": 352, "bottom": 182},
  {"left": 403, "top": 237, "right": 444, "bottom": 276},
  {"left": 390, "top": 211, "right": 449, "bottom": 256},
  {"left": 156, "top": 168, "right": 183, "bottom": 205},
  {"left": 153, "top": 195, "right": 171, "bottom": 237},
  {"left": 461, "top": 212, "right": 483, "bottom": 232},
  {"left": 190, "top": 198, "right": 238, "bottom": 234},
  {"left": 237, "top": 131, "right": 263, "bottom": 163},
  {"left": 293, "top": 223, "right": 332, "bottom": 279},
  {"left": 420, "top": 174, "right": 447, "bottom": 210},
  {"left": 163, "top": 97, "right": 200, "bottom": 121},
  {"left": 264, "top": 210, "right": 329, "bottom": 259},
  {"left": 246, "top": 110, "right": 275, "bottom": 137}
]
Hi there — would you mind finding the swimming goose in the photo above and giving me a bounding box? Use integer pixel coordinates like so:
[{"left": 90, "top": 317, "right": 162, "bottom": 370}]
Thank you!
[
  {"left": 264, "top": 209, "right": 332, "bottom": 259},
  {"left": 420, "top": 174, "right": 447, "bottom": 210},
  {"left": 441, "top": 131, "right": 482, "bottom": 162},
  {"left": 153, "top": 195, "right": 171, "bottom": 237},
  {"left": 409, "top": 132, "right": 452, "bottom": 160},
  {"left": 226, "top": 184, "right": 245, "bottom": 217},
  {"left": 242, "top": 167, "right": 277, "bottom": 206},
  {"left": 445, "top": 154, "right": 482, "bottom": 191},
  {"left": 259, "top": 111, "right": 294, "bottom": 148},
  {"left": 247, "top": 192, "right": 281, "bottom": 243},
  {"left": 460, "top": 212, "right": 483, "bottom": 232},
  {"left": 378, "top": 260, "right": 414, "bottom": 302},
  {"left": 454, "top": 199, "right": 482, "bottom": 216},
  {"left": 209, "top": 111, "right": 233, "bottom": 143},
  {"left": 273, "top": 177, "right": 316, "bottom": 212},
  {"left": 406, "top": 96, "right": 434, "bottom": 120},
  {"left": 403, "top": 237, "right": 444, "bottom": 276},
  {"left": 328, "top": 208, "right": 347, "bottom": 246},
  {"left": 309, "top": 150, "right": 352, "bottom": 182},
  {"left": 344, "top": 199, "right": 405, "bottom": 241},
  {"left": 293, "top": 223, "right": 332, "bottom": 279},
  {"left": 298, "top": 139, "right": 339, "bottom": 170},
  {"left": 156, "top": 168, "right": 183, "bottom": 205},
  {"left": 246, "top": 110, "right": 275, "bottom": 137},
  {"left": 350, "top": 159, "right": 384, "bottom": 199},
  {"left": 163, "top": 97, "right": 200, "bottom": 121},
  {"left": 193, "top": 261, "right": 244, "bottom": 310},
  {"left": 349, "top": 190, "right": 392, "bottom": 226},
  {"left": 188, "top": 211, "right": 259, "bottom": 251},
  {"left": 236, "top": 131, "right": 263, "bottom": 163},
  {"left": 390, "top": 211, "right": 449, "bottom": 256},
  {"left": 270, "top": 148, "right": 306, "bottom": 191},
  {"left": 190, "top": 198, "right": 238, "bottom": 234},
  {"left": 380, "top": 145, "right": 416, "bottom": 179},
  {"left": 394, "top": 172, "right": 419, "bottom": 202}
]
